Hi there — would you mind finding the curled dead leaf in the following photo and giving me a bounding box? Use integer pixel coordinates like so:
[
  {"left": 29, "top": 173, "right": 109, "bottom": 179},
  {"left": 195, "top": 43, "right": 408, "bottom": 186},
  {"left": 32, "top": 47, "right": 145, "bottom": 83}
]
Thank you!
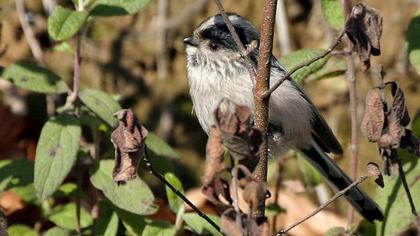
[
  {"left": 386, "top": 82, "right": 410, "bottom": 127},
  {"left": 366, "top": 162, "right": 384, "bottom": 188},
  {"left": 345, "top": 3, "right": 383, "bottom": 71},
  {"left": 378, "top": 112, "right": 404, "bottom": 149},
  {"left": 242, "top": 180, "right": 267, "bottom": 216},
  {"left": 203, "top": 126, "right": 226, "bottom": 186},
  {"left": 361, "top": 89, "right": 385, "bottom": 142},
  {"left": 221, "top": 208, "right": 260, "bottom": 236},
  {"left": 111, "top": 109, "right": 148, "bottom": 184}
]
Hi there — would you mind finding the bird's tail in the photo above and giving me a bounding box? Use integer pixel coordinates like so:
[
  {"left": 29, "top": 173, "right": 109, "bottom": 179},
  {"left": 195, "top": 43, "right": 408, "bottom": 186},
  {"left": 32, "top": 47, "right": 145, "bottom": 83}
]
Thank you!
[{"left": 301, "top": 141, "right": 384, "bottom": 222}]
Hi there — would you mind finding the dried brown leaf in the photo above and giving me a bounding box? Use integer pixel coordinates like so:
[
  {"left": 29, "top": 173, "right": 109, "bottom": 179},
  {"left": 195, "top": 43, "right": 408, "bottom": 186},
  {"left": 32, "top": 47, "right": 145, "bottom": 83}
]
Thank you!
[
  {"left": 361, "top": 89, "right": 385, "bottom": 142},
  {"left": 221, "top": 209, "right": 259, "bottom": 236},
  {"left": 345, "top": 3, "right": 383, "bottom": 71},
  {"left": 378, "top": 112, "right": 404, "bottom": 148},
  {"left": 367, "top": 162, "right": 384, "bottom": 187},
  {"left": 386, "top": 82, "right": 410, "bottom": 127},
  {"left": 242, "top": 180, "right": 267, "bottom": 215},
  {"left": 203, "top": 126, "right": 226, "bottom": 186},
  {"left": 111, "top": 109, "right": 147, "bottom": 184}
]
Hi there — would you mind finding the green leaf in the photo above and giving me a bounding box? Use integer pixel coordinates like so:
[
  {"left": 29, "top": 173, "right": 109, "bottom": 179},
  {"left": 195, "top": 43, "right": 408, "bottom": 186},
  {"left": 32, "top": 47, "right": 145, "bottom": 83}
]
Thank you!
[
  {"left": 90, "top": 160, "right": 158, "bottom": 215},
  {"left": 0, "top": 62, "right": 68, "bottom": 94},
  {"left": 13, "top": 184, "right": 37, "bottom": 203},
  {"left": 79, "top": 89, "right": 121, "bottom": 127},
  {"left": 146, "top": 133, "right": 180, "bottom": 159},
  {"left": 297, "top": 153, "right": 324, "bottom": 187},
  {"left": 407, "top": 11, "right": 420, "bottom": 75},
  {"left": 44, "top": 227, "right": 77, "bottom": 236},
  {"left": 375, "top": 160, "right": 420, "bottom": 236},
  {"left": 90, "top": 0, "right": 152, "bottom": 16},
  {"left": 142, "top": 220, "right": 176, "bottom": 236},
  {"left": 321, "top": 0, "right": 345, "bottom": 29},
  {"left": 164, "top": 173, "right": 184, "bottom": 214},
  {"left": 280, "top": 49, "right": 330, "bottom": 83},
  {"left": 183, "top": 213, "right": 222, "bottom": 236},
  {"left": 95, "top": 202, "right": 119, "bottom": 236},
  {"left": 34, "top": 114, "right": 81, "bottom": 200},
  {"left": 47, "top": 203, "right": 93, "bottom": 230},
  {"left": 55, "top": 183, "right": 78, "bottom": 197},
  {"left": 114, "top": 208, "right": 147, "bottom": 236},
  {"left": 8, "top": 224, "right": 38, "bottom": 236},
  {"left": 53, "top": 42, "right": 74, "bottom": 53},
  {"left": 48, "top": 6, "right": 88, "bottom": 41},
  {"left": 0, "top": 159, "right": 33, "bottom": 192}
]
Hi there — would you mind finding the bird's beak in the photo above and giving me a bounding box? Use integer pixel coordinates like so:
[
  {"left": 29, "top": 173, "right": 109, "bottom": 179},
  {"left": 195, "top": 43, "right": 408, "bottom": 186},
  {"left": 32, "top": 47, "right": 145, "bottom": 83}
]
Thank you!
[{"left": 184, "top": 37, "right": 198, "bottom": 47}]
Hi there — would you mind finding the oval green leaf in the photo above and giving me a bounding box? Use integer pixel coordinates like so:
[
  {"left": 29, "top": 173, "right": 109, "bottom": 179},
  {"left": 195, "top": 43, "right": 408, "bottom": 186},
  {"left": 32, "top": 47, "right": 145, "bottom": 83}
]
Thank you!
[
  {"left": 95, "top": 201, "right": 119, "bottom": 236},
  {"left": 47, "top": 203, "right": 93, "bottom": 230},
  {"left": 164, "top": 173, "right": 184, "bottom": 214},
  {"left": 90, "top": 160, "right": 157, "bottom": 215},
  {"left": 90, "top": 0, "right": 152, "bottom": 16},
  {"left": 34, "top": 114, "right": 81, "bottom": 200},
  {"left": 1, "top": 62, "right": 69, "bottom": 94},
  {"left": 8, "top": 224, "right": 38, "bottom": 236},
  {"left": 183, "top": 213, "right": 222, "bottom": 236},
  {"left": 280, "top": 49, "right": 330, "bottom": 83},
  {"left": 79, "top": 89, "right": 121, "bottom": 127},
  {"left": 146, "top": 133, "right": 180, "bottom": 159},
  {"left": 142, "top": 220, "right": 176, "bottom": 236},
  {"left": 407, "top": 10, "right": 420, "bottom": 75},
  {"left": 48, "top": 6, "right": 88, "bottom": 41},
  {"left": 321, "top": 0, "right": 345, "bottom": 29}
]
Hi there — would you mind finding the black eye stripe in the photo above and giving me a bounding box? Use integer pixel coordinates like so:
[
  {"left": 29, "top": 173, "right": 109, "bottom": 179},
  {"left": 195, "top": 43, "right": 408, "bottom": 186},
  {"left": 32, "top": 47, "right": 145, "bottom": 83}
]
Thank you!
[{"left": 199, "top": 23, "right": 258, "bottom": 50}]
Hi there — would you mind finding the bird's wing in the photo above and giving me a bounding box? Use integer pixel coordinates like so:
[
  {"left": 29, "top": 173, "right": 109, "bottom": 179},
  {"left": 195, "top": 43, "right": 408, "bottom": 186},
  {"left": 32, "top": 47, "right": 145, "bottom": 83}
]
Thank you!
[{"left": 271, "top": 58, "right": 343, "bottom": 154}]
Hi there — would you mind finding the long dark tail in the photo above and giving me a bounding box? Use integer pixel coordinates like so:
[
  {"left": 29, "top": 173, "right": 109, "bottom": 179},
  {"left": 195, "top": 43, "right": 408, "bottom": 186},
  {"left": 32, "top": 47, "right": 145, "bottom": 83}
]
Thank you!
[{"left": 300, "top": 141, "right": 384, "bottom": 222}]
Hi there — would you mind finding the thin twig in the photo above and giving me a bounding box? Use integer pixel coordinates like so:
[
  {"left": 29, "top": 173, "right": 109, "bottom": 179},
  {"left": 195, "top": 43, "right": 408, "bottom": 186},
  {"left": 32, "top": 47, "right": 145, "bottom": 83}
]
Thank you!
[
  {"left": 213, "top": 0, "right": 257, "bottom": 81},
  {"left": 251, "top": 0, "right": 278, "bottom": 221},
  {"left": 143, "top": 148, "right": 222, "bottom": 234},
  {"left": 397, "top": 158, "right": 420, "bottom": 233},
  {"left": 342, "top": 0, "right": 357, "bottom": 225},
  {"left": 15, "top": 0, "right": 45, "bottom": 66},
  {"left": 276, "top": 176, "right": 369, "bottom": 235},
  {"left": 66, "top": 32, "right": 82, "bottom": 111},
  {"left": 262, "top": 30, "right": 345, "bottom": 98}
]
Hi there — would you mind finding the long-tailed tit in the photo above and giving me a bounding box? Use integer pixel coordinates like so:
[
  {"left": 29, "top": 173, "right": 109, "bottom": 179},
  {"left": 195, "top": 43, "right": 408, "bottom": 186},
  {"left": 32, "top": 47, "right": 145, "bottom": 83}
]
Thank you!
[{"left": 184, "top": 13, "right": 383, "bottom": 222}]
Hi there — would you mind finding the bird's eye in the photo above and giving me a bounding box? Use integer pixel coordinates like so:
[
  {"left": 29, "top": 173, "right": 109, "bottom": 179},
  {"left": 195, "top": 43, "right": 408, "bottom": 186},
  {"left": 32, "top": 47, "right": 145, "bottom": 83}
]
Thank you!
[{"left": 209, "top": 42, "right": 219, "bottom": 51}]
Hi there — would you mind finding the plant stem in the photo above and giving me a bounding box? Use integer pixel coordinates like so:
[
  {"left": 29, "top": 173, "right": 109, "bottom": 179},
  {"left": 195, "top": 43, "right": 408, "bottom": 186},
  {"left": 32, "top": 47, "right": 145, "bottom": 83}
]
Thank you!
[
  {"left": 343, "top": 0, "right": 358, "bottom": 225},
  {"left": 66, "top": 32, "right": 82, "bottom": 112},
  {"left": 276, "top": 176, "right": 369, "bottom": 235},
  {"left": 397, "top": 158, "right": 420, "bottom": 233},
  {"left": 143, "top": 148, "right": 222, "bottom": 234},
  {"left": 252, "top": 0, "right": 278, "bottom": 221}
]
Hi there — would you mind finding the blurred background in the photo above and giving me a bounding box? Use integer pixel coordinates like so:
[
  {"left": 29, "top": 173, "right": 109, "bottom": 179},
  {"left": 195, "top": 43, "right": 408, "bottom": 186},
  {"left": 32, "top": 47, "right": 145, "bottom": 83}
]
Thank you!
[{"left": 0, "top": 0, "right": 419, "bottom": 235}]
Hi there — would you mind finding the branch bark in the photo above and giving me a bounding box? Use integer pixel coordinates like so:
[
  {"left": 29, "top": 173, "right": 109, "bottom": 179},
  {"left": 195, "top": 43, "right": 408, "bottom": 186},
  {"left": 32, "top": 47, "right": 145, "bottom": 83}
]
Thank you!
[
  {"left": 251, "top": 0, "right": 278, "bottom": 221},
  {"left": 343, "top": 0, "right": 358, "bottom": 225}
]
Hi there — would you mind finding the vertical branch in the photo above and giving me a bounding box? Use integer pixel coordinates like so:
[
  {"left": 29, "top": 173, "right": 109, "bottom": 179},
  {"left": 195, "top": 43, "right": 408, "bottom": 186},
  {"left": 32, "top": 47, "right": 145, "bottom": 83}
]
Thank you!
[
  {"left": 343, "top": 0, "right": 357, "bottom": 225},
  {"left": 252, "top": 0, "right": 278, "bottom": 220}
]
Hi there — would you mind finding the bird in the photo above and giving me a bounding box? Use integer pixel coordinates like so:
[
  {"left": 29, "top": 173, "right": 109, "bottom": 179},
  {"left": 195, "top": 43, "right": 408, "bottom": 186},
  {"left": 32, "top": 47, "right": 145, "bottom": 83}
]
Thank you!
[{"left": 183, "top": 13, "right": 383, "bottom": 222}]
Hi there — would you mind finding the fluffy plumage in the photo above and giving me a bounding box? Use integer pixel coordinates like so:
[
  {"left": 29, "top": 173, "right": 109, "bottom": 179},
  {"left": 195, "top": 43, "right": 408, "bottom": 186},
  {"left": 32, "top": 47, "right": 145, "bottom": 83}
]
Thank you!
[{"left": 185, "top": 13, "right": 383, "bottom": 222}]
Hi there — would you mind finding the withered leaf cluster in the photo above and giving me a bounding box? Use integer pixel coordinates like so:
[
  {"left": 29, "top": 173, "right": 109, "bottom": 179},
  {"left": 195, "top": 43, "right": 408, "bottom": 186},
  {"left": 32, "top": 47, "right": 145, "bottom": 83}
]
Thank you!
[
  {"left": 361, "top": 82, "right": 419, "bottom": 174},
  {"left": 345, "top": 3, "right": 383, "bottom": 71},
  {"left": 111, "top": 109, "right": 148, "bottom": 184},
  {"left": 202, "top": 100, "right": 267, "bottom": 236}
]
